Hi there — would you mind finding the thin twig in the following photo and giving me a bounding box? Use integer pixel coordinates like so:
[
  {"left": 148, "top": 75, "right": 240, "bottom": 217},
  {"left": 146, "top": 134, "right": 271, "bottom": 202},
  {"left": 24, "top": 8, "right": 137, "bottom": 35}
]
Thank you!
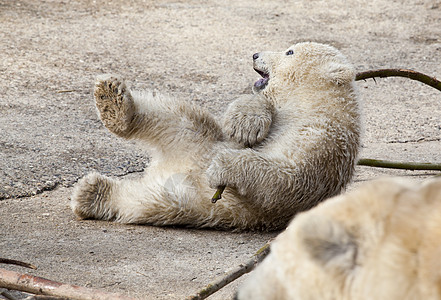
[
  {"left": 357, "top": 159, "right": 441, "bottom": 171},
  {"left": 56, "top": 90, "right": 77, "bottom": 93},
  {"left": 186, "top": 242, "right": 271, "bottom": 300},
  {"left": 0, "top": 258, "right": 37, "bottom": 270},
  {"left": 24, "top": 295, "right": 69, "bottom": 300},
  {"left": 1, "top": 290, "right": 20, "bottom": 300},
  {"left": 0, "top": 268, "right": 136, "bottom": 300},
  {"left": 211, "top": 186, "right": 225, "bottom": 203},
  {"left": 355, "top": 68, "right": 441, "bottom": 92}
]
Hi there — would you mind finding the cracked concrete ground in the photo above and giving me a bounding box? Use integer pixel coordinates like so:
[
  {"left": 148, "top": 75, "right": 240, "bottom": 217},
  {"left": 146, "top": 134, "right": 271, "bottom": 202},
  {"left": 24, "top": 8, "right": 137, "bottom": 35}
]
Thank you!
[{"left": 1, "top": 0, "right": 440, "bottom": 299}]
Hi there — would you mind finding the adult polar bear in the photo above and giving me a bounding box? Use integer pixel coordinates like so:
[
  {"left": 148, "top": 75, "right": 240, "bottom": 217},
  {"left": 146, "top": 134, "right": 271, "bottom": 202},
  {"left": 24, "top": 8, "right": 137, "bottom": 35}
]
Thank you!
[
  {"left": 71, "top": 42, "right": 361, "bottom": 231},
  {"left": 236, "top": 177, "right": 441, "bottom": 299}
]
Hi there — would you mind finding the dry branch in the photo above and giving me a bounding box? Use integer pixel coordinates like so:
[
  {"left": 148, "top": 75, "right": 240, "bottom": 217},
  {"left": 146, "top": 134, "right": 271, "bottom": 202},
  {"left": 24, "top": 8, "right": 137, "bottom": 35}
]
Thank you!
[
  {"left": 0, "top": 259, "right": 37, "bottom": 270},
  {"left": 24, "top": 295, "right": 68, "bottom": 300},
  {"left": 186, "top": 243, "right": 271, "bottom": 300},
  {"left": 56, "top": 90, "right": 77, "bottom": 93},
  {"left": 0, "top": 268, "right": 136, "bottom": 300},
  {"left": 355, "top": 68, "right": 441, "bottom": 92},
  {"left": 358, "top": 159, "right": 441, "bottom": 171},
  {"left": 1, "top": 290, "right": 19, "bottom": 300}
]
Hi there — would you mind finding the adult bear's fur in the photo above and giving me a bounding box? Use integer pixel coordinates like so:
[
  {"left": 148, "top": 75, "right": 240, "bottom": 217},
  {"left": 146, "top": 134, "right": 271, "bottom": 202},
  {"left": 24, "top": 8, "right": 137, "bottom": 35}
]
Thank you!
[{"left": 237, "top": 177, "right": 441, "bottom": 299}]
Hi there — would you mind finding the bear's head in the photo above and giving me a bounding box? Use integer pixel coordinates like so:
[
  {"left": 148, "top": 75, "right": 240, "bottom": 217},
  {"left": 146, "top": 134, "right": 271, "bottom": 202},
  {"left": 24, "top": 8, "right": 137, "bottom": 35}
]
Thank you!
[
  {"left": 236, "top": 177, "right": 441, "bottom": 300},
  {"left": 252, "top": 42, "right": 355, "bottom": 97}
]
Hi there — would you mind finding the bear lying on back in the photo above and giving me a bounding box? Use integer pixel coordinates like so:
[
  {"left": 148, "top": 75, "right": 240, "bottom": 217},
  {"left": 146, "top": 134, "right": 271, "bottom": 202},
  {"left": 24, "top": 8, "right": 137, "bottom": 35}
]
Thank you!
[{"left": 71, "top": 42, "right": 361, "bottom": 231}]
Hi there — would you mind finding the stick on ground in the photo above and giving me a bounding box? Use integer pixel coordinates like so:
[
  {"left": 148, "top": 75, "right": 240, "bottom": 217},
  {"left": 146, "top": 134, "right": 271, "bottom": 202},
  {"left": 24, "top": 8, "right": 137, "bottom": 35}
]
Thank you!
[
  {"left": 355, "top": 68, "right": 441, "bottom": 92},
  {"left": 0, "top": 259, "right": 37, "bottom": 270},
  {"left": 186, "top": 243, "right": 271, "bottom": 300},
  {"left": 358, "top": 159, "right": 441, "bottom": 170},
  {"left": 0, "top": 268, "right": 136, "bottom": 300}
]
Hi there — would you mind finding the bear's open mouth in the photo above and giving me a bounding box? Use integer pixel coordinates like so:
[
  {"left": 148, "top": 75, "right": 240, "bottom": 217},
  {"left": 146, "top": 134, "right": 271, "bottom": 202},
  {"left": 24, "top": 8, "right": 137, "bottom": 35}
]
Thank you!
[{"left": 254, "top": 68, "right": 269, "bottom": 89}]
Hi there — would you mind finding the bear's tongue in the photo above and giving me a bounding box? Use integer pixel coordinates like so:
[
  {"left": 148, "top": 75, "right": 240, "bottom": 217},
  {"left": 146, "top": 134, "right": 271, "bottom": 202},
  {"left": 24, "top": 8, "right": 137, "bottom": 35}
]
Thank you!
[
  {"left": 254, "top": 68, "right": 269, "bottom": 88},
  {"left": 254, "top": 77, "right": 269, "bottom": 88}
]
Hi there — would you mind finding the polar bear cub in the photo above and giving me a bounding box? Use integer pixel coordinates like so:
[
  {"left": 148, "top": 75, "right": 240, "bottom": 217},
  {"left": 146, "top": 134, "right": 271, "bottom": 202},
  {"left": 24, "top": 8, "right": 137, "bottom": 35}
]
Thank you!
[
  {"left": 237, "top": 177, "right": 441, "bottom": 299},
  {"left": 71, "top": 42, "right": 361, "bottom": 231}
]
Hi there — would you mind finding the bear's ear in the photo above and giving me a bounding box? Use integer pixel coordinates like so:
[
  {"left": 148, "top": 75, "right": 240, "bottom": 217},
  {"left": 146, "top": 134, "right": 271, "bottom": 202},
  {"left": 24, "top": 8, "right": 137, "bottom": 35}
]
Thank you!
[
  {"left": 298, "top": 215, "right": 357, "bottom": 273},
  {"left": 322, "top": 62, "right": 355, "bottom": 85}
]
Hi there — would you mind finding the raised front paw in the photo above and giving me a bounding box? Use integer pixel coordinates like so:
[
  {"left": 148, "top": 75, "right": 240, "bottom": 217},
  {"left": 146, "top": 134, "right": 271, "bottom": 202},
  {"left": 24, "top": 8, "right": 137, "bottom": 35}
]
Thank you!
[
  {"left": 223, "top": 95, "right": 273, "bottom": 147},
  {"left": 70, "top": 172, "right": 115, "bottom": 220},
  {"left": 94, "top": 75, "right": 135, "bottom": 137}
]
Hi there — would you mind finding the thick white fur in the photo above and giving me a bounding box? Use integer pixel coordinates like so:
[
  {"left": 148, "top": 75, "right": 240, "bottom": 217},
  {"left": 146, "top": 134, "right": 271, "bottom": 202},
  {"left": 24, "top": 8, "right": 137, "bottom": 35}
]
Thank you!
[
  {"left": 237, "top": 177, "right": 441, "bottom": 299},
  {"left": 71, "top": 42, "right": 361, "bottom": 231}
]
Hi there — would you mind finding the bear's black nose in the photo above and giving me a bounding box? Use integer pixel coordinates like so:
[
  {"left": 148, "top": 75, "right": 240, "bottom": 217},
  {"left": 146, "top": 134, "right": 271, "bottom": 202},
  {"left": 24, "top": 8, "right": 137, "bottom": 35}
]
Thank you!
[{"left": 253, "top": 53, "right": 259, "bottom": 60}]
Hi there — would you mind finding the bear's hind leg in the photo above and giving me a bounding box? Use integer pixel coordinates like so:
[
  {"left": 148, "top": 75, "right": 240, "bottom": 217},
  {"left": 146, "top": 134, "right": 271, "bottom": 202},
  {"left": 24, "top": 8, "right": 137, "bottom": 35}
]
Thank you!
[
  {"left": 71, "top": 171, "right": 263, "bottom": 229},
  {"left": 71, "top": 172, "right": 119, "bottom": 220},
  {"left": 71, "top": 171, "right": 205, "bottom": 225},
  {"left": 71, "top": 172, "right": 159, "bottom": 223}
]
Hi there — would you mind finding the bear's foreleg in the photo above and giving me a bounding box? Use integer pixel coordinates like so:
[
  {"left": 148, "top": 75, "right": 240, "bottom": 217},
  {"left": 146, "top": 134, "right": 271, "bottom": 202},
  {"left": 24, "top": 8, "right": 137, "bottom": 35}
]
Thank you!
[
  {"left": 222, "top": 94, "right": 274, "bottom": 147},
  {"left": 207, "top": 149, "right": 298, "bottom": 209}
]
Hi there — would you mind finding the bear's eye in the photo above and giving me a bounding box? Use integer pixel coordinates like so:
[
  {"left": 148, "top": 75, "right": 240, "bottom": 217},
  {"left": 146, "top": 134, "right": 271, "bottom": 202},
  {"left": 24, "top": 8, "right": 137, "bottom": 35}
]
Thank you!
[{"left": 285, "top": 50, "right": 294, "bottom": 55}]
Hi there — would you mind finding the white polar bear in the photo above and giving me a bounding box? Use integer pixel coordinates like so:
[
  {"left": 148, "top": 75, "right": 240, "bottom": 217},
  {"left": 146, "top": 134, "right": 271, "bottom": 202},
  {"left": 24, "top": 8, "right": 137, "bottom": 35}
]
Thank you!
[
  {"left": 71, "top": 42, "right": 361, "bottom": 231},
  {"left": 236, "top": 177, "right": 441, "bottom": 299}
]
